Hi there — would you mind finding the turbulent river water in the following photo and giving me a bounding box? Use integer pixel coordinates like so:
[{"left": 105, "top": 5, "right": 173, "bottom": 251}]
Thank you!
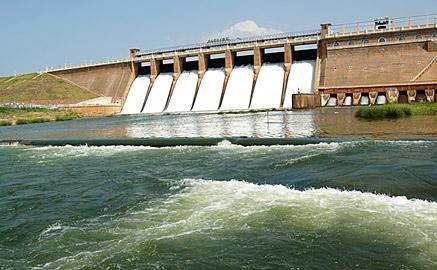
[{"left": 0, "top": 109, "right": 436, "bottom": 269}]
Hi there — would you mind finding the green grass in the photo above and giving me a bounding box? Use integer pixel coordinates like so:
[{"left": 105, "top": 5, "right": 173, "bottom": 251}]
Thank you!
[
  {"left": 0, "top": 120, "right": 12, "bottom": 126},
  {"left": 16, "top": 118, "right": 52, "bottom": 125},
  {"left": 0, "top": 107, "right": 83, "bottom": 125},
  {"left": 55, "top": 111, "right": 81, "bottom": 121},
  {"left": 355, "top": 103, "right": 437, "bottom": 120},
  {"left": 0, "top": 73, "right": 97, "bottom": 103}
]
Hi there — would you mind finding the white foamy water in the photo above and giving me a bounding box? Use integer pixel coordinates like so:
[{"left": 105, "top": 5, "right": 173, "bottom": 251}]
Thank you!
[
  {"left": 327, "top": 97, "right": 337, "bottom": 106},
  {"left": 120, "top": 76, "right": 150, "bottom": 115},
  {"left": 220, "top": 65, "right": 254, "bottom": 111},
  {"left": 377, "top": 95, "right": 387, "bottom": 105},
  {"left": 166, "top": 71, "right": 198, "bottom": 112},
  {"left": 360, "top": 96, "right": 370, "bottom": 106},
  {"left": 142, "top": 73, "right": 173, "bottom": 113},
  {"left": 283, "top": 60, "right": 316, "bottom": 108},
  {"left": 344, "top": 96, "right": 352, "bottom": 106},
  {"left": 250, "top": 63, "right": 284, "bottom": 110},
  {"left": 38, "top": 179, "right": 437, "bottom": 269},
  {"left": 192, "top": 68, "right": 225, "bottom": 111}
]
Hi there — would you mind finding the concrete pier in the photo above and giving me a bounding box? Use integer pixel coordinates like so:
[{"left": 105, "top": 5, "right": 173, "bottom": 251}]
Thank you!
[
  {"left": 281, "top": 44, "right": 294, "bottom": 108},
  {"left": 191, "top": 53, "right": 208, "bottom": 110},
  {"left": 164, "top": 56, "right": 184, "bottom": 110},
  {"left": 249, "top": 47, "right": 264, "bottom": 107},
  {"left": 219, "top": 50, "right": 235, "bottom": 109}
]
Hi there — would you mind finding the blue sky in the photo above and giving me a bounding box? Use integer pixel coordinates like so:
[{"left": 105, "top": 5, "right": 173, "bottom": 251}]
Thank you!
[{"left": 0, "top": 0, "right": 435, "bottom": 76}]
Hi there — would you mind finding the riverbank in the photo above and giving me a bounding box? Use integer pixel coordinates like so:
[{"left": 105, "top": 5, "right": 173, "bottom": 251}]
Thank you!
[
  {"left": 355, "top": 103, "right": 437, "bottom": 120},
  {"left": 0, "top": 107, "right": 82, "bottom": 126}
]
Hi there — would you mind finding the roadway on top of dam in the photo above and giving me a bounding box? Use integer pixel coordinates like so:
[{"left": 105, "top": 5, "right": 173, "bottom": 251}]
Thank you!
[{"left": 135, "top": 30, "right": 321, "bottom": 59}]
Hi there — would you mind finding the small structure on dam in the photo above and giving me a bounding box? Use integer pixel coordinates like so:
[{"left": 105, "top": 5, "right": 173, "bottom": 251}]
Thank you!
[{"left": 46, "top": 14, "right": 437, "bottom": 114}]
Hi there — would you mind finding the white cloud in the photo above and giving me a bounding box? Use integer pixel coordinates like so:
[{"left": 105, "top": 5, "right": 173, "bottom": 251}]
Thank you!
[{"left": 208, "top": 20, "right": 282, "bottom": 40}]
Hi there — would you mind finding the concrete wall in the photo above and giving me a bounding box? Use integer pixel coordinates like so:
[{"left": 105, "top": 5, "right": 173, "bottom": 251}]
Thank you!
[
  {"left": 50, "top": 62, "right": 133, "bottom": 102},
  {"left": 320, "top": 32, "right": 437, "bottom": 88},
  {"left": 68, "top": 105, "right": 122, "bottom": 116}
]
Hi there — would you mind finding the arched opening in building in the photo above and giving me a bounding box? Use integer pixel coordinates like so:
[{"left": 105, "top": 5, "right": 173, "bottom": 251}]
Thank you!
[
  {"left": 416, "top": 90, "right": 426, "bottom": 102},
  {"left": 398, "top": 91, "right": 408, "bottom": 103}
]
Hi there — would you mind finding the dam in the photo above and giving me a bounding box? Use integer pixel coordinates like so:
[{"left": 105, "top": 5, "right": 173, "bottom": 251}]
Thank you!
[{"left": 46, "top": 15, "right": 437, "bottom": 115}]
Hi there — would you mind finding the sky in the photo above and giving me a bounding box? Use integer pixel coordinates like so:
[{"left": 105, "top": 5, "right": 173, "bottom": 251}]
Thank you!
[{"left": 0, "top": 0, "right": 435, "bottom": 76}]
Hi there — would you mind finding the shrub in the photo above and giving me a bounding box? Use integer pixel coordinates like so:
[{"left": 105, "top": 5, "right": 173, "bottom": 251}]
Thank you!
[
  {"left": 0, "top": 120, "right": 12, "bottom": 126},
  {"left": 55, "top": 112, "right": 80, "bottom": 121},
  {"left": 355, "top": 104, "right": 412, "bottom": 120},
  {"left": 16, "top": 118, "right": 51, "bottom": 125}
]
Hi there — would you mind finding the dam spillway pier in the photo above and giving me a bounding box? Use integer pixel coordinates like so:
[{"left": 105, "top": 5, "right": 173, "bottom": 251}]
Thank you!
[{"left": 45, "top": 14, "right": 437, "bottom": 115}]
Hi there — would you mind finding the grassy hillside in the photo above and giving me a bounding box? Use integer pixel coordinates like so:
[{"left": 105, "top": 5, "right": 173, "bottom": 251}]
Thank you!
[{"left": 0, "top": 73, "right": 98, "bottom": 104}]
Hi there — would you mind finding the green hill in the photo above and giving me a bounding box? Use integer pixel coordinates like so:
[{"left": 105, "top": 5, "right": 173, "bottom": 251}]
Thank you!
[{"left": 0, "top": 73, "right": 98, "bottom": 104}]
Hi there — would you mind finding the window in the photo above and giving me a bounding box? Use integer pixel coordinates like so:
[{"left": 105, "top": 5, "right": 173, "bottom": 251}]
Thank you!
[
  {"left": 333, "top": 41, "right": 340, "bottom": 47},
  {"left": 399, "top": 35, "right": 406, "bottom": 41},
  {"left": 416, "top": 34, "right": 423, "bottom": 40},
  {"left": 433, "top": 32, "right": 437, "bottom": 38},
  {"left": 378, "top": 37, "right": 386, "bottom": 43},
  {"left": 363, "top": 39, "right": 369, "bottom": 44},
  {"left": 348, "top": 40, "right": 354, "bottom": 45}
]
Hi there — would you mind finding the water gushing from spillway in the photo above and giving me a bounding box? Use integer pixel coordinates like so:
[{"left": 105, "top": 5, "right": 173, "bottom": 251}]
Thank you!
[
  {"left": 377, "top": 95, "right": 387, "bottom": 105},
  {"left": 250, "top": 63, "right": 284, "bottom": 110},
  {"left": 120, "top": 76, "right": 150, "bottom": 115},
  {"left": 220, "top": 65, "right": 254, "bottom": 111},
  {"left": 360, "top": 96, "right": 370, "bottom": 106},
  {"left": 166, "top": 71, "right": 198, "bottom": 112},
  {"left": 283, "top": 60, "right": 316, "bottom": 108},
  {"left": 142, "top": 73, "right": 173, "bottom": 113},
  {"left": 192, "top": 68, "right": 225, "bottom": 111}
]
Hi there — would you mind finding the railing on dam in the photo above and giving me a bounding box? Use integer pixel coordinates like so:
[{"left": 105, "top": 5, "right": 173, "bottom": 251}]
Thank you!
[
  {"left": 137, "top": 29, "right": 321, "bottom": 57},
  {"left": 328, "top": 14, "right": 437, "bottom": 38}
]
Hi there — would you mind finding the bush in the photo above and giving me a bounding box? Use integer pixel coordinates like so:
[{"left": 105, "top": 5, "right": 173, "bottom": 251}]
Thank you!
[
  {"left": 16, "top": 118, "right": 52, "bottom": 125},
  {"left": 0, "top": 120, "right": 12, "bottom": 126},
  {"left": 55, "top": 112, "right": 80, "bottom": 121},
  {"left": 355, "top": 104, "right": 412, "bottom": 120},
  {"left": 0, "top": 107, "right": 49, "bottom": 113}
]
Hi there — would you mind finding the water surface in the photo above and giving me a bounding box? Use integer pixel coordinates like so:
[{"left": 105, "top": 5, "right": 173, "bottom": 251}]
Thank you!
[{"left": 0, "top": 109, "right": 436, "bottom": 269}]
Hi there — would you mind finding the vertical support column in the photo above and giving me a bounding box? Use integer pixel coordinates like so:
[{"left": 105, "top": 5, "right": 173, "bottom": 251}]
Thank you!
[
  {"left": 425, "top": 89, "right": 435, "bottom": 102},
  {"left": 407, "top": 90, "right": 417, "bottom": 103},
  {"left": 218, "top": 49, "right": 235, "bottom": 109},
  {"left": 312, "top": 41, "right": 322, "bottom": 95},
  {"left": 164, "top": 55, "right": 185, "bottom": 110},
  {"left": 337, "top": 92, "right": 346, "bottom": 106},
  {"left": 369, "top": 92, "right": 378, "bottom": 105},
  {"left": 142, "top": 58, "right": 161, "bottom": 111},
  {"left": 313, "top": 23, "right": 331, "bottom": 98},
  {"left": 119, "top": 49, "right": 140, "bottom": 106},
  {"left": 387, "top": 88, "right": 399, "bottom": 103},
  {"left": 120, "top": 60, "right": 139, "bottom": 107},
  {"left": 249, "top": 46, "right": 264, "bottom": 107},
  {"left": 191, "top": 53, "right": 209, "bottom": 110},
  {"left": 281, "top": 43, "right": 294, "bottom": 108},
  {"left": 353, "top": 92, "right": 362, "bottom": 106}
]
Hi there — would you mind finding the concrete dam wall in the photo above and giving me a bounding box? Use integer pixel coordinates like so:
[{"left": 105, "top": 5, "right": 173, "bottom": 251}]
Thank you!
[
  {"left": 49, "top": 62, "right": 134, "bottom": 103},
  {"left": 45, "top": 15, "right": 437, "bottom": 113}
]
